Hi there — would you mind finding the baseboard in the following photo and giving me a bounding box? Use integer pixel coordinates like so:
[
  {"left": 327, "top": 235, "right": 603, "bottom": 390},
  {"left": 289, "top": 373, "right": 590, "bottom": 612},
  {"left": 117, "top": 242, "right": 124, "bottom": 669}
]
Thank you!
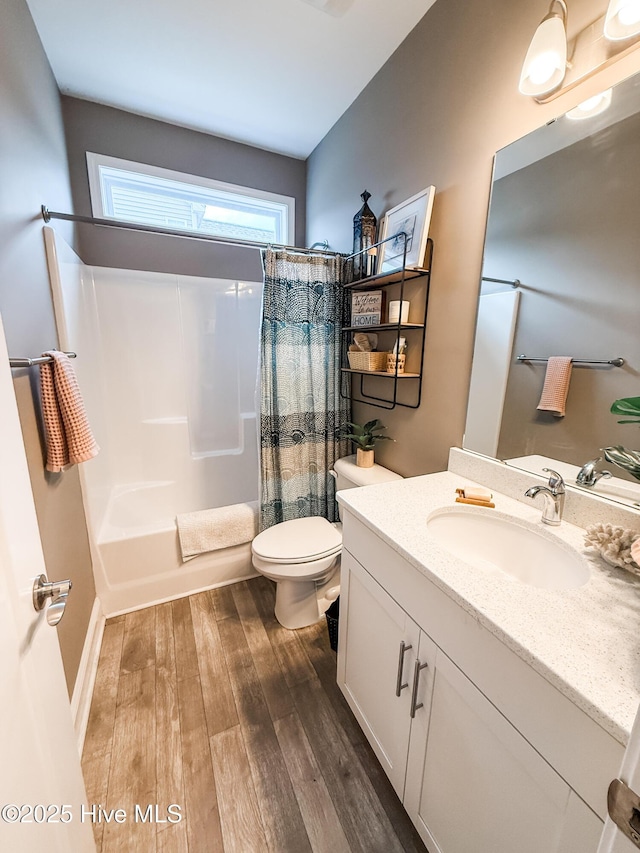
[
  {"left": 71, "top": 597, "right": 105, "bottom": 755},
  {"left": 103, "top": 568, "right": 259, "bottom": 619}
]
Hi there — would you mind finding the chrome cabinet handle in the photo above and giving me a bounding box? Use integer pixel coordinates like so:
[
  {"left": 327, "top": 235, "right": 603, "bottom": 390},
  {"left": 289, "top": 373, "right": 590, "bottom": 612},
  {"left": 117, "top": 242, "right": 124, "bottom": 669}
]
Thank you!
[
  {"left": 410, "top": 659, "right": 429, "bottom": 718},
  {"left": 395, "top": 641, "right": 413, "bottom": 696},
  {"left": 33, "top": 574, "right": 72, "bottom": 626}
]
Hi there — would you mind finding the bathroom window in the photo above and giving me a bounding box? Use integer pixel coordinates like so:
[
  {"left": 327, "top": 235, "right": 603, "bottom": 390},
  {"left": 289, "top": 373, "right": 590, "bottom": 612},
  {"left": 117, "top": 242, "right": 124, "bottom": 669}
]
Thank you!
[{"left": 86, "top": 153, "right": 294, "bottom": 244}]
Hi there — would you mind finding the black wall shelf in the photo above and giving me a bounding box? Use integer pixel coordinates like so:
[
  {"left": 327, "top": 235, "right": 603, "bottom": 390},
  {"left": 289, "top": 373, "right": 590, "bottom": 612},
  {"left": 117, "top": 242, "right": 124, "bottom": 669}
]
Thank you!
[
  {"left": 342, "top": 322, "right": 424, "bottom": 333},
  {"left": 341, "top": 236, "right": 433, "bottom": 411},
  {"left": 343, "top": 266, "right": 430, "bottom": 292}
]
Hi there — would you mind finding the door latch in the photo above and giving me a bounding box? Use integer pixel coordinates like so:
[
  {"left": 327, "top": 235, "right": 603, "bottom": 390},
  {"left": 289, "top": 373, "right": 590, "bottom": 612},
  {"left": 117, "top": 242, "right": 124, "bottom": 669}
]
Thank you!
[
  {"left": 608, "top": 778, "right": 640, "bottom": 848},
  {"left": 32, "top": 574, "right": 72, "bottom": 627}
]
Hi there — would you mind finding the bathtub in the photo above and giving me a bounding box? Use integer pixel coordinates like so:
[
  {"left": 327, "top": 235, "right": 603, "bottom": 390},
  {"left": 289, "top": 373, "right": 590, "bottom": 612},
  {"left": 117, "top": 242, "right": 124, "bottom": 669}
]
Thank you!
[{"left": 92, "top": 481, "right": 257, "bottom": 615}]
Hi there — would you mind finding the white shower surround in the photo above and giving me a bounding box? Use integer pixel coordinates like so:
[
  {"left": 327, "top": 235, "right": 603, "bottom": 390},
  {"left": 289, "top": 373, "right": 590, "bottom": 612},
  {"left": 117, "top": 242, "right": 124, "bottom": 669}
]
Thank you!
[{"left": 44, "top": 227, "right": 260, "bottom": 615}]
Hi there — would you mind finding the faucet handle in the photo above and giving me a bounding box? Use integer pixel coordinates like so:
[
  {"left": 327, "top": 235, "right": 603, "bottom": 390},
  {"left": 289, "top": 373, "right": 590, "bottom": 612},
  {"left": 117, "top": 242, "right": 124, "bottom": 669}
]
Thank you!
[{"left": 542, "top": 468, "right": 565, "bottom": 493}]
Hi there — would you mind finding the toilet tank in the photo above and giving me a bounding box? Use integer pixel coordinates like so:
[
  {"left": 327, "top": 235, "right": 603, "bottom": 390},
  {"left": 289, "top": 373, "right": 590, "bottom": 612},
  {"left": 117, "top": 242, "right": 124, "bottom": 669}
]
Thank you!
[{"left": 332, "top": 455, "right": 402, "bottom": 519}]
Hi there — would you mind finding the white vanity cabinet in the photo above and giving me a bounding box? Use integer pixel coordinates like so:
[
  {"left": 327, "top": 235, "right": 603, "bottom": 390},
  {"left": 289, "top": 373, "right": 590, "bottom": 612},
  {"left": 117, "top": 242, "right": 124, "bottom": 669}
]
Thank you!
[{"left": 337, "top": 512, "right": 615, "bottom": 853}]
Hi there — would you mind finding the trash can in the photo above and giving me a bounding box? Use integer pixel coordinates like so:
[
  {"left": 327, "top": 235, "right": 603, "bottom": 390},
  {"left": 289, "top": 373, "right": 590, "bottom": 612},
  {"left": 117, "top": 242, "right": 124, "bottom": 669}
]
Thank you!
[{"left": 325, "top": 597, "right": 340, "bottom": 652}]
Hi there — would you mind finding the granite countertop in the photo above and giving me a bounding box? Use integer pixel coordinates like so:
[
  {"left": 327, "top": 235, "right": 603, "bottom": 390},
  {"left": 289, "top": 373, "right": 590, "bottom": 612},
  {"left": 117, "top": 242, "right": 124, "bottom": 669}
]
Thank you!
[{"left": 337, "top": 470, "right": 640, "bottom": 746}]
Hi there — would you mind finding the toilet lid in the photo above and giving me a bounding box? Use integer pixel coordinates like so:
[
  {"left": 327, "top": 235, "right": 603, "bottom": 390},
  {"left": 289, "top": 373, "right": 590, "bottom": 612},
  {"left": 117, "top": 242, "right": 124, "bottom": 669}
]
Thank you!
[{"left": 252, "top": 517, "right": 342, "bottom": 563}]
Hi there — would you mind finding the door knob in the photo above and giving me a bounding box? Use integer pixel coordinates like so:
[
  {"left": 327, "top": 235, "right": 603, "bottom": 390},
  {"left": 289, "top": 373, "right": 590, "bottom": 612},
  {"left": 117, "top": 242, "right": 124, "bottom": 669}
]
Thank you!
[{"left": 32, "top": 574, "right": 72, "bottom": 626}]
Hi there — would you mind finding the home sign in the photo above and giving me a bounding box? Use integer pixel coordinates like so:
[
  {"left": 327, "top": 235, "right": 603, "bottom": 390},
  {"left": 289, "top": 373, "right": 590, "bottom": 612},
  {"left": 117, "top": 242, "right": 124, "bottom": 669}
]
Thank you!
[{"left": 351, "top": 291, "right": 384, "bottom": 327}]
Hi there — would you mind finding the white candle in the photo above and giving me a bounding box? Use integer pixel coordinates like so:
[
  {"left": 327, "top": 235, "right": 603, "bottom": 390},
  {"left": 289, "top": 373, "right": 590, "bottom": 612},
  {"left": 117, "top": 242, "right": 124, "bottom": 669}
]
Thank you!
[{"left": 388, "top": 300, "right": 410, "bottom": 324}]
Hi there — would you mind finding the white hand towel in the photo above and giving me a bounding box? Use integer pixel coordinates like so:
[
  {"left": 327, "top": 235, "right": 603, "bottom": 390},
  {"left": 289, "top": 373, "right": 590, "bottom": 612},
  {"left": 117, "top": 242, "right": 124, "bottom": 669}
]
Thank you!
[
  {"left": 176, "top": 501, "right": 258, "bottom": 561},
  {"left": 536, "top": 356, "right": 573, "bottom": 418}
]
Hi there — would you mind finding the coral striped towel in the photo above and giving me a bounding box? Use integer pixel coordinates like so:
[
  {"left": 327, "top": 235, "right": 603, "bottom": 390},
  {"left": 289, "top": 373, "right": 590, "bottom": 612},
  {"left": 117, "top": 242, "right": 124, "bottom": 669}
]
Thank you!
[
  {"left": 177, "top": 501, "right": 259, "bottom": 561},
  {"left": 40, "top": 351, "right": 99, "bottom": 472},
  {"left": 536, "top": 356, "right": 573, "bottom": 417}
]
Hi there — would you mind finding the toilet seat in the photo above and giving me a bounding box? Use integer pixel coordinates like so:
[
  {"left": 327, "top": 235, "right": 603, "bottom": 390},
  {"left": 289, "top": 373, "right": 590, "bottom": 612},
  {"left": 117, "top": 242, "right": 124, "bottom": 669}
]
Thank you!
[
  {"left": 252, "top": 551, "right": 340, "bottom": 582},
  {"left": 253, "top": 544, "right": 341, "bottom": 565},
  {"left": 252, "top": 516, "right": 342, "bottom": 564}
]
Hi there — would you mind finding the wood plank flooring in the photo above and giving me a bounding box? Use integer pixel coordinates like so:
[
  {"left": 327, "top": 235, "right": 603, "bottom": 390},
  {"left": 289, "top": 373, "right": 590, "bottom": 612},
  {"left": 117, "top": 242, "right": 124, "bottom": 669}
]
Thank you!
[{"left": 82, "top": 576, "right": 427, "bottom": 853}]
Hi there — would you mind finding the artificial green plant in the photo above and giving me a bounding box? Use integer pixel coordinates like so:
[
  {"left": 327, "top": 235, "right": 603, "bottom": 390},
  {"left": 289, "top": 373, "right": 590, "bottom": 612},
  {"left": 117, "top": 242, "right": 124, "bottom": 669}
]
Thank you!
[
  {"left": 610, "top": 396, "right": 640, "bottom": 425},
  {"left": 604, "top": 397, "right": 640, "bottom": 481},
  {"left": 344, "top": 419, "right": 394, "bottom": 451}
]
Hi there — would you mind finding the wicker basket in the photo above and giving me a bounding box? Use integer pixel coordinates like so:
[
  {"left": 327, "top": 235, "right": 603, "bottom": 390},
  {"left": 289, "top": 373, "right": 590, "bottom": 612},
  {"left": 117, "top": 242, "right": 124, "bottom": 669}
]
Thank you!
[
  {"left": 347, "top": 351, "right": 388, "bottom": 372},
  {"left": 386, "top": 353, "right": 406, "bottom": 374}
]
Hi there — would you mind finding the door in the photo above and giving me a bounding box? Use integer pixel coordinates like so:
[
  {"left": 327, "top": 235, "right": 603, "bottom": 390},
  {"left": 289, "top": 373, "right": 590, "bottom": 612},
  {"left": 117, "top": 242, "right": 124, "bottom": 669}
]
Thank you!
[
  {"left": 0, "top": 315, "right": 95, "bottom": 852},
  {"left": 599, "top": 703, "right": 640, "bottom": 852},
  {"left": 337, "top": 550, "right": 421, "bottom": 796}
]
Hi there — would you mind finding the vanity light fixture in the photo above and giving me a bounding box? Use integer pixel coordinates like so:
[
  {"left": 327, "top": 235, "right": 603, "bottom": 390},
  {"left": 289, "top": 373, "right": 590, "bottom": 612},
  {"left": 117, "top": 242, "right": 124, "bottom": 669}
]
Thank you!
[
  {"left": 604, "top": 0, "right": 640, "bottom": 40},
  {"left": 565, "top": 87, "right": 613, "bottom": 118},
  {"left": 519, "top": 0, "right": 640, "bottom": 103},
  {"left": 519, "top": 0, "right": 568, "bottom": 97}
]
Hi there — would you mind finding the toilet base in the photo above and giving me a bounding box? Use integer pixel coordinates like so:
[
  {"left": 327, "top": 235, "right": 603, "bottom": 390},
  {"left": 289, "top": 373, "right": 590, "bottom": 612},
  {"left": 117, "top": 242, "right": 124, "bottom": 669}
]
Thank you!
[{"left": 273, "top": 566, "right": 340, "bottom": 630}]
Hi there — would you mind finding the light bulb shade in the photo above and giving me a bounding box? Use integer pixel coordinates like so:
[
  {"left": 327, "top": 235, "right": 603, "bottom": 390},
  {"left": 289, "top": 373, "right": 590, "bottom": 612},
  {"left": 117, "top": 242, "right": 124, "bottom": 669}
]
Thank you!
[
  {"left": 604, "top": 0, "right": 640, "bottom": 40},
  {"left": 565, "top": 88, "right": 613, "bottom": 119},
  {"left": 519, "top": 13, "right": 567, "bottom": 96}
]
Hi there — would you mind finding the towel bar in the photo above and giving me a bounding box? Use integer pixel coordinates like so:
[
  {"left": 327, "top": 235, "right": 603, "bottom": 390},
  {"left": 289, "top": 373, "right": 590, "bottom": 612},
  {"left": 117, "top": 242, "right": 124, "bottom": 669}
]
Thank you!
[
  {"left": 517, "top": 355, "right": 624, "bottom": 367},
  {"left": 9, "top": 351, "right": 77, "bottom": 368}
]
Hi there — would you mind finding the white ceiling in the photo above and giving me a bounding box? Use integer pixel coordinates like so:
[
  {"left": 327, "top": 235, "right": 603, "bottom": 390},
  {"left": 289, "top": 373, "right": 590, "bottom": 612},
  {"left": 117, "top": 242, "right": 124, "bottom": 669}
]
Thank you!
[{"left": 25, "top": 0, "right": 437, "bottom": 159}]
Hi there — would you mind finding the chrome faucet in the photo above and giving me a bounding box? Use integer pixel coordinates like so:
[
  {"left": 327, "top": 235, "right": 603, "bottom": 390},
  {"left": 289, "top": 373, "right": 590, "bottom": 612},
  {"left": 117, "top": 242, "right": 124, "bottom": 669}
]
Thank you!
[
  {"left": 524, "top": 468, "right": 565, "bottom": 526},
  {"left": 576, "top": 457, "right": 612, "bottom": 487}
]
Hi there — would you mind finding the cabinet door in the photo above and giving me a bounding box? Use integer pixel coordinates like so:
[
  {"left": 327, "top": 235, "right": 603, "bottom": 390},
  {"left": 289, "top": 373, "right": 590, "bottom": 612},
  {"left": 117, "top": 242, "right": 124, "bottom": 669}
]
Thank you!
[
  {"left": 337, "top": 549, "right": 421, "bottom": 796},
  {"left": 405, "top": 651, "right": 574, "bottom": 853},
  {"left": 558, "top": 792, "right": 603, "bottom": 853}
]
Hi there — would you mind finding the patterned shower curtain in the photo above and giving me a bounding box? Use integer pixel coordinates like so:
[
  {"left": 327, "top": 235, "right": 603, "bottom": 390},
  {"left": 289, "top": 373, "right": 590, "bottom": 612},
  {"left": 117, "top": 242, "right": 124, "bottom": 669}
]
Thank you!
[{"left": 260, "top": 248, "right": 350, "bottom": 529}]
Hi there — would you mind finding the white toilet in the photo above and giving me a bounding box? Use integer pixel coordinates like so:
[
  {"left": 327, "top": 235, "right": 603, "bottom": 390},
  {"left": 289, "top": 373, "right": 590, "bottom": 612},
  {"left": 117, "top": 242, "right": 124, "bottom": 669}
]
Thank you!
[{"left": 251, "top": 455, "right": 402, "bottom": 629}]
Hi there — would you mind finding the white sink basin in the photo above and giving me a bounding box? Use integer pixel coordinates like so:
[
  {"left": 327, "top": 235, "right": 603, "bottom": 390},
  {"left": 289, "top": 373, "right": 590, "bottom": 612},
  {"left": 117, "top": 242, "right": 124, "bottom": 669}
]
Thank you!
[{"left": 426, "top": 507, "right": 590, "bottom": 589}]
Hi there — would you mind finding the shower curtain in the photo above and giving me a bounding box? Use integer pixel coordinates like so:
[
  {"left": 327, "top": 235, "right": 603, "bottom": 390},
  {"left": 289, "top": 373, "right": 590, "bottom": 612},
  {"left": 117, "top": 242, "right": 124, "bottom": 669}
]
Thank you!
[{"left": 260, "top": 248, "right": 350, "bottom": 529}]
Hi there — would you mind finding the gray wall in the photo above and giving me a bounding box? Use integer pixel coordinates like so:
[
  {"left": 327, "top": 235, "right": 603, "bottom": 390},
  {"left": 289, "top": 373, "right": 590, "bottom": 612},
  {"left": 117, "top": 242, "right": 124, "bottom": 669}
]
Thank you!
[
  {"left": 0, "top": 0, "right": 96, "bottom": 694},
  {"left": 62, "top": 97, "right": 307, "bottom": 281},
  {"left": 492, "top": 112, "right": 640, "bottom": 470},
  {"left": 305, "top": 0, "right": 639, "bottom": 477}
]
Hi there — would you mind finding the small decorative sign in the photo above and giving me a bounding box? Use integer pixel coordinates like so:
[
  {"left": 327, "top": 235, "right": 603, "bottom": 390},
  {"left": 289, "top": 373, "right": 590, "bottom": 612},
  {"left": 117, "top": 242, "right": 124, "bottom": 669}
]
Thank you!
[{"left": 351, "top": 291, "right": 384, "bottom": 327}]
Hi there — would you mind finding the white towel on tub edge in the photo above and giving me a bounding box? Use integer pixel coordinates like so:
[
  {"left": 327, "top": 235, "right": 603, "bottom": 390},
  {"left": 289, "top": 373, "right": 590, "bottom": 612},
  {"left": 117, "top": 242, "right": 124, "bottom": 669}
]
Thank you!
[{"left": 176, "top": 501, "right": 258, "bottom": 561}]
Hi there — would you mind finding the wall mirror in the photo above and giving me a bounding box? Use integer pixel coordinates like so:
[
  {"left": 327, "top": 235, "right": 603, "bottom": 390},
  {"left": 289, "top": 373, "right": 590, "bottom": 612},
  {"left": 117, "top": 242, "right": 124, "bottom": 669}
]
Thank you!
[{"left": 464, "top": 70, "right": 640, "bottom": 511}]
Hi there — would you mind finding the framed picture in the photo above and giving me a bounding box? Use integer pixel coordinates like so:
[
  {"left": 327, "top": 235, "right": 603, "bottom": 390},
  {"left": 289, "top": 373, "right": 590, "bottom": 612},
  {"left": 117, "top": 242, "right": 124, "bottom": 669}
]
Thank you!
[{"left": 377, "top": 186, "right": 436, "bottom": 273}]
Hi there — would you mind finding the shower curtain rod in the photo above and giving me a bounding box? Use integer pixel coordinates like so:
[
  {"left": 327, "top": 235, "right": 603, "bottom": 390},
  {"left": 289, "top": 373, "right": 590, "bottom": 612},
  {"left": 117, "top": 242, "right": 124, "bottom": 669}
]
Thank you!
[
  {"left": 482, "top": 276, "right": 521, "bottom": 288},
  {"left": 41, "top": 206, "right": 338, "bottom": 257}
]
